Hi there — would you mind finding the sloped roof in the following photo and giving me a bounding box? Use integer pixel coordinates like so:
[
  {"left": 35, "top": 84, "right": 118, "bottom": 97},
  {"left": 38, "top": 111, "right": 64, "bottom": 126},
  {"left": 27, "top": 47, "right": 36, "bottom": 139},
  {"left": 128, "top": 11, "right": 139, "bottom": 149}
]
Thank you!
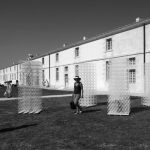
[
  {"left": 35, "top": 18, "right": 150, "bottom": 58},
  {"left": 2, "top": 18, "right": 150, "bottom": 69}
]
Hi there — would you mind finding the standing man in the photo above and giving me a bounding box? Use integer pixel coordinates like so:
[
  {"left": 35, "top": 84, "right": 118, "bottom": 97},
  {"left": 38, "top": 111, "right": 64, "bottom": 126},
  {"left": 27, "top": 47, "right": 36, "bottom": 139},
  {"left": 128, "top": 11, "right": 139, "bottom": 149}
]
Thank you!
[{"left": 73, "top": 76, "right": 83, "bottom": 114}]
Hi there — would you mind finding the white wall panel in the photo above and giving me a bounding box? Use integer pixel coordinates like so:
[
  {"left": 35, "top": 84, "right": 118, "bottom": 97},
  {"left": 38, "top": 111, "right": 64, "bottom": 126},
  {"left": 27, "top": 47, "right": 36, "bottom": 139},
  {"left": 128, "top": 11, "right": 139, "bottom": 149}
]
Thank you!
[{"left": 146, "top": 24, "right": 150, "bottom": 53}]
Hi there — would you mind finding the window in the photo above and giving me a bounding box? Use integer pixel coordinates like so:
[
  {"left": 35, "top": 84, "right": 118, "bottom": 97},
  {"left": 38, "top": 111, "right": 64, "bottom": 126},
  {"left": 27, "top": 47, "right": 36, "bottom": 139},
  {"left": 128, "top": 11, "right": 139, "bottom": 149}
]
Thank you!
[
  {"left": 42, "top": 70, "right": 45, "bottom": 81},
  {"left": 64, "top": 66, "right": 68, "bottom": 72},
  {"left": 20, "top": 73, "right": 21, "bottom": 81},
  {"left": 14, "top": 73, "right": 16, "bottom": 80},
  {"left": 11, "top": 73, "right": 13, "bottom": 80},
  {"left": 42, "top": 57, "right": 44, "bottom": 65},
  {"left": 128, "top": 57, "right": 136, "bottom": 84},
  {"left": 75, "top": 47, "right": 79, "bottom": 58},
  {"left": 64, "top": 74, "right": 69, "bottom": 86},
  {"left": 75, "top": 65, "right": 79, "bottom": 76},
  {"left": 35, "top": 70, "right": 40, "bottom": 86},
  {"left": 10, "top": 67, "right": 11, "bottom": 72},
  {"left": 129, "top": 69, "right": 136, "bottom": 83},
  {"left": 14, "top": 66, "right": 16, "bottom": 70},
  {"left": 106, "top": 38, "right": 112, "bottom": 51},
  {"left": 128, "top": 57, "right": 136, "bottom": 65},
  {"left": 56, "top": 68, "right": 59, "bottom": 81},
  {"left": 106, "top": 61, "right": 111, "bottom": 80},
  {"left": 56, "top": 53, "right": 59, "bottom": 62}
]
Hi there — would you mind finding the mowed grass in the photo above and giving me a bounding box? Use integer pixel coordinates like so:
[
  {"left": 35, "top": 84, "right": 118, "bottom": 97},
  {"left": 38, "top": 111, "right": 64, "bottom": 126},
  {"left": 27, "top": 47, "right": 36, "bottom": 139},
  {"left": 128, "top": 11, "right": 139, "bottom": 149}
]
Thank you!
[{"left": 0, "top": 94, "right": 150, "bottom": 150}]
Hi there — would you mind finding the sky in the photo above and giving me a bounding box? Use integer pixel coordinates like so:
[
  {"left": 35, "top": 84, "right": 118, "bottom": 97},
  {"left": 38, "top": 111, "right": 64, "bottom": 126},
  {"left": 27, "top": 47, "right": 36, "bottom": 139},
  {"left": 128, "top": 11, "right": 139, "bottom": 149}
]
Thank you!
[{"left": 0, "top": 0, "right": 150, "bottom": 68}]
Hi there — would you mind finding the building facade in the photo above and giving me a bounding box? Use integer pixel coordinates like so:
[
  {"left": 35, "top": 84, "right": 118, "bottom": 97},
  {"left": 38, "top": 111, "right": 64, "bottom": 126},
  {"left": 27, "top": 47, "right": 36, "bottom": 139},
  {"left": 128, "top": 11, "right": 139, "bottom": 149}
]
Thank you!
[{"left": 0, "top": 18, "right": 150, "bottom": 95}]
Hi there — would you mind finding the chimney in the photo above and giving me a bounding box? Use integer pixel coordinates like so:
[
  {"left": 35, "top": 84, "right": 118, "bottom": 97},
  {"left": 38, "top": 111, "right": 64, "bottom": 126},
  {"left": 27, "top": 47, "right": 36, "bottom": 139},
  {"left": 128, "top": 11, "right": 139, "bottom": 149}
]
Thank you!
[
  {"left": 35, "top": 53, "right": 39, "bottom": 57},
  {"left": 63, "top": 43, "right": 66, "bottom": 47},
  {"left": 28, "top": 54, "right": 34, "bottom": 60},
  {"left": 83, "top": 36, "right": 86, "bottom": 40},
  {"left": 136, "top": 17, "right": 142, "bottom": 23}
]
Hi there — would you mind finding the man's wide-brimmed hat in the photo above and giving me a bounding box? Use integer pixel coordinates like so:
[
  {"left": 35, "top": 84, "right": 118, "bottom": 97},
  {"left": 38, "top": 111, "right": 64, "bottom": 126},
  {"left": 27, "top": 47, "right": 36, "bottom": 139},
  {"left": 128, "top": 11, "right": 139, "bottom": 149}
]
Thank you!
[{"left": 74, "top": 76, "right": 81, "bottom": 80}]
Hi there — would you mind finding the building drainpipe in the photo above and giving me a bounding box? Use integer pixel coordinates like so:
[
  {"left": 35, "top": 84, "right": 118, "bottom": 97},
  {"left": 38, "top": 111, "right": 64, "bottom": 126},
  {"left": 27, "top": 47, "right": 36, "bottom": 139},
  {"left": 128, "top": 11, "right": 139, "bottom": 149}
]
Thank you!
[
  {"left": 49, "top": 54, "right": 50, "bottom": 87},
  {"left": 17, "top": 64, "right": 18, "bottom": 80},
  {"left": 143, "top": 23, "right": 146, "bottom": 94}
]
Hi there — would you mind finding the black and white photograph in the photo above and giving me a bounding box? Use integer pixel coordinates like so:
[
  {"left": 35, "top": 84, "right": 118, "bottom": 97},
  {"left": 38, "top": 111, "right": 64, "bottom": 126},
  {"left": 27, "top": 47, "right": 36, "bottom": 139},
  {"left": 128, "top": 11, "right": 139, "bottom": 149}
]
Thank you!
[{"left": 0, "top": 0, "right": 150, "bottom": 149}]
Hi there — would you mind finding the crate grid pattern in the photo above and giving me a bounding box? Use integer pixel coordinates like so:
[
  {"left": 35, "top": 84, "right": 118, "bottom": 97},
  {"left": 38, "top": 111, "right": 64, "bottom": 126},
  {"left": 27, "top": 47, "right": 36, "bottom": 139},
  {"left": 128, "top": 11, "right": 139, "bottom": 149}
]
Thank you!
[
  {"left": 142, "top": 63, "right": 150, "bottom": 106},
  {"left": 79, "top": 63, "right": 97, "bottom": 107},
  {"left": 18, "top": 61, "right": 42, "bottom": 114},
  {"left": 108, "top": 58, "right": 130, "bottom": 115}
]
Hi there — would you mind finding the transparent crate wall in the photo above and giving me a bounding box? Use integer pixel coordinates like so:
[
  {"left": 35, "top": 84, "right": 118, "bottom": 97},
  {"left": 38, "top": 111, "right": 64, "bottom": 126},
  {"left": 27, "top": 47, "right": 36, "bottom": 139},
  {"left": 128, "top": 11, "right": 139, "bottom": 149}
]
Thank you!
[
  {"left": 18, "top": 61, "right": 42, "bottom": 114},
  {"left": 142, "top": 63, "right": 150, "bottom": 106},
  {"left": 108, "top": 58, "right": 130, "bottom": 115},
  {"left": 79, "top": 63, "right": 97, "bottom": 107}
]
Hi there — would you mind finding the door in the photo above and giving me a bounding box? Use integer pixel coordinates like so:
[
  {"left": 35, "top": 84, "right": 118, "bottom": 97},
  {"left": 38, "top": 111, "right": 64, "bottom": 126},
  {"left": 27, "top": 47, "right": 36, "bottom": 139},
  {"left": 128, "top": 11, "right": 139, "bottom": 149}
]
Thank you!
[{"left": 64, "top": 74, "right": 69, "bottom": 87}]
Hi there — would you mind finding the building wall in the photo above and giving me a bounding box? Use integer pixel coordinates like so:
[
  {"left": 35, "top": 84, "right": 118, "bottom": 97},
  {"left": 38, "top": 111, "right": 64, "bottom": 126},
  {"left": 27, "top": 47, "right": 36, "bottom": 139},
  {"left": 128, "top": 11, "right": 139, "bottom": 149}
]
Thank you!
[
  {"left": 146, "top": 24, "right": 150, "bottom": 53},
  {"left": 0, "top": 23, "right": 149, "bottom": 95},
  {"left": 33, "top": 55, "right": 50, "bottom": 87},
  {"left": 49, "top": 26, "right": 145, "bottom": 94},
  {"left": 111, "top": 27, "right": 143, "bottom": 56}
]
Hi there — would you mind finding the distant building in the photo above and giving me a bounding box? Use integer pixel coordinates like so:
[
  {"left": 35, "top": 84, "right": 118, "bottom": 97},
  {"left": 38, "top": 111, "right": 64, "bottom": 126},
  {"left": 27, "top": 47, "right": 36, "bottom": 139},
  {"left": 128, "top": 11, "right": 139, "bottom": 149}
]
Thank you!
[{"left": 0, "top": 18, "right": 150, "bottom": 95}]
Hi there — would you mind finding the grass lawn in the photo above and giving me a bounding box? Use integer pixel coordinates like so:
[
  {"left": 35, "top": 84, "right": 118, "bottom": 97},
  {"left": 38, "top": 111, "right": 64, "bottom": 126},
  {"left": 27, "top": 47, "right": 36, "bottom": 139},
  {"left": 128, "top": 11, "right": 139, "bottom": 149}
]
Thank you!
[{"left": 0, "top": 94, "right": 150, "bottom": 150}]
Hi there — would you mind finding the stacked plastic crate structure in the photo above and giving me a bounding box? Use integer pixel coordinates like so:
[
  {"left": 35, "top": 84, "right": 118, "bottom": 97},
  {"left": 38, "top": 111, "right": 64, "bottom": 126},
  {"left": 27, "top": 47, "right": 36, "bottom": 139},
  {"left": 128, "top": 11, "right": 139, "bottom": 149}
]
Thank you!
[
  {"left": 18, "top": 60, "right": 42, "bottom": 114},
  {"left": 142, "top": 63, "right": 150, "bottom": 106},
  {"left": 79, "top": 63, "right": 97, "bottom": 107},
  {"left": 108, "top": 58, "right": 130, "bottom": 115}
]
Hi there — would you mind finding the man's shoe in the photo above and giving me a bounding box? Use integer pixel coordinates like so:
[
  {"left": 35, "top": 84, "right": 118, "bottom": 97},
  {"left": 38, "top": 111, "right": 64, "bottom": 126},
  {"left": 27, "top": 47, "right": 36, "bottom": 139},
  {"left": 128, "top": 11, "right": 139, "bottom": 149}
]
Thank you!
[
  {"left": 79, "top": 110, "right": 82, "bottom": 114},
  {"left": 74, "top": 112, "right": 78, "bottom": 115}
]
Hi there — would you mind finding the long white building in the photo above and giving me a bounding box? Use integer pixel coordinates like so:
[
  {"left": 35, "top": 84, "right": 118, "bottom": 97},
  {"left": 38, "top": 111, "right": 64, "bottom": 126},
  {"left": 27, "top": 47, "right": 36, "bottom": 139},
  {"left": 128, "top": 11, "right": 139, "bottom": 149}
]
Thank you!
[{"left": 0, "top": 18, "right": 150, "bottom": 95}]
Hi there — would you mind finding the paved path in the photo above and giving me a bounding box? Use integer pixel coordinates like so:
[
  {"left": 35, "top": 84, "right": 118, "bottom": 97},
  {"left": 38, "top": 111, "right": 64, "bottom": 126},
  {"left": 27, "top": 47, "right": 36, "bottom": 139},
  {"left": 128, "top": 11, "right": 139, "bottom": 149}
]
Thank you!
[{"left": 0, "top": 94, "right": 72, "bottom": 101}]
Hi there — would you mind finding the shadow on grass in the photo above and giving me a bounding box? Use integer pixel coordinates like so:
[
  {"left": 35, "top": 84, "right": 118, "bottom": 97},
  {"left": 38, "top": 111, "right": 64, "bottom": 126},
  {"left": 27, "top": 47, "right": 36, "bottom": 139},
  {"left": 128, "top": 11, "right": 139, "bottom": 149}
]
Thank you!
[
  {"left": 97, "top": 102, "right": 107, "bottom": 106},
  {"left": 83, "top": 108, "right": 101, "bottom": 113},
  {"left": 0, "top": 123, "right": 37, "bottom": 133},
  {"left": 130, "top": 106, "right": 150, "bottom": 114},
  {"left": 80, "top": 102, "right": 106, "bottom": 114}
]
